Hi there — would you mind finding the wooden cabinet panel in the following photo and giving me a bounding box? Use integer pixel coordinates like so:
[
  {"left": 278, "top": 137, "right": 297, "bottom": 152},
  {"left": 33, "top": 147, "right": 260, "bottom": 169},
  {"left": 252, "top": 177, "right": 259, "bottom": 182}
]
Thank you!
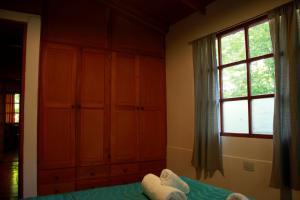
[
  {"left": 41, "top": 43, "right": 78, "bottom": 107},
  {"left": 111, "top": 13, "right": 164, "bottom": 55},
  {"left": 111, "top": 110, "right": 139, "bottom": 163},
  {"left": 77, "top": 165, "right": 110, "bottom": 180},
  {"left": 111, "top": 52, "right": 139, "bottom": 163},
  {"left": 40, "top": 108, "right": 76, "bottom": 169},
  {"left": 39, "top": 168, "right": 75, "bottom": 184},
  {"left": 140, "top": 110, "right": 165, "bottom": 160},
  {"left": 76, "top": 178, "right": 110, "bottom": 190},
  {"left": 39, "top": 43, "right": 78, "bottom": 169},
  {"left": 38, "top": 182, "right": 75, "bottom": 196},
  {"left": 112, "top": 53, "right": 138, "bottom": 106},
  {"left": 79, "top": 109, "right": 107, "bottom": 165},
  {"left": 111, "top": 163, "right": 139, "bottom": 176},
  {"left": 39, "top": 41, "right": 166, "bottom": 194},
  {"left": 43, "top": 0, "right": 108, "bottom": 47},
  {"left": 139, "top": 56, "right": 166, "bottom": 161},
  {"left": 80, "top": 50, "right": 107, "bottom": 108},
  {"left": 78, "top": 49, "right": 109, "bottom": 166},
  {"left": 139, "top": 56, "right": 165, "bottom": 108}
]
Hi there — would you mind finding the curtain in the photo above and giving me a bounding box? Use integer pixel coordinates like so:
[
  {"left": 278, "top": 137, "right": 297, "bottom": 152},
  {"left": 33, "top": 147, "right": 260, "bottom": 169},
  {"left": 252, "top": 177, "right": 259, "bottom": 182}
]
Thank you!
[
  {"left": 191, "top": 34, "right": 223, "bottom": 179},
  {"left": 269, "top": 1, "right": 300, "bottom": 199}
]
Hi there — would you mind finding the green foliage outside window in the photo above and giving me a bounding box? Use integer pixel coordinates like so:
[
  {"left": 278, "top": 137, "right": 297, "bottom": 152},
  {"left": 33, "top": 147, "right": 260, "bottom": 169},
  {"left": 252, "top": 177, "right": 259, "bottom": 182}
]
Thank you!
[{"left": 219, "top": 21, "right": 274, "bottom": 98}]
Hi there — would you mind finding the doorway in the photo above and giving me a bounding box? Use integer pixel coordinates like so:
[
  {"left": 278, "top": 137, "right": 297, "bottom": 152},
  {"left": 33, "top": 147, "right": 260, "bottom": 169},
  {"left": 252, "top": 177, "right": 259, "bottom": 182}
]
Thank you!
[{"left": 0, "top": 19, "right": 25, "bottom": 200}]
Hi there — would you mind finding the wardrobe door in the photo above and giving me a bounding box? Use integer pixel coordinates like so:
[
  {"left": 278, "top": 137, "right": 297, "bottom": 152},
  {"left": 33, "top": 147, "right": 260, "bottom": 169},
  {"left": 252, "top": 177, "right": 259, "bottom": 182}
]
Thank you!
[
  {"left": 79, "top": 49, "right": 110, "bottom": 166},
  {"left": 139, "top": 56, "right": 166, "bottom": 161},
  {"left": 39, "top": 43, "right": 78, "bottom": 169},
  {"left": 111, "top": 52, "right": 139, "bottom": 163}
]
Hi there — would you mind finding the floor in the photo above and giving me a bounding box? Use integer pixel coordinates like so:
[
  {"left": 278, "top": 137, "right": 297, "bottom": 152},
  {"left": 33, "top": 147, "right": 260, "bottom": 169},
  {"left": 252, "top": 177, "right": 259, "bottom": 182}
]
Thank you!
[{"left": 0, "top": 151, "right": 18, "bottom": 200}]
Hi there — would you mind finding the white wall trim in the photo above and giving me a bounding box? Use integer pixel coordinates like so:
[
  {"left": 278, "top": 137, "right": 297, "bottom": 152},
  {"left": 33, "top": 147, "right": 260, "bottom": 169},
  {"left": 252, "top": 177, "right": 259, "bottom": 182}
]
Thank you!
[
  {"left": 167, "top": 145, "right": 193, "bottom": 152},
  {"left": 223, "top": 155, "right": 272, "bottom": 164},
  {"left": 167, "top": 145, "right": 272, "bottom": 164},
  {"left": 0, "top": 9, "right": 41, "bottom": 198}
]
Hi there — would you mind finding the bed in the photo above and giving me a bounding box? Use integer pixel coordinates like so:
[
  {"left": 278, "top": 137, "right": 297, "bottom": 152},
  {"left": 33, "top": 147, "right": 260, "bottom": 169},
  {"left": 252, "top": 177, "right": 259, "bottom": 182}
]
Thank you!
[{"left": 25, "top": 177, "right": 249, "bottom": 200}]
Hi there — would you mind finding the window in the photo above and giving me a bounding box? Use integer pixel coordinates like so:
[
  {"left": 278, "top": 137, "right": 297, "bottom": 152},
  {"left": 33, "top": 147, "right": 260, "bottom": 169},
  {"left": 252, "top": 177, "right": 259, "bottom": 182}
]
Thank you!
[
  {"left": 217, "top": 16, "right": 274, "bottom": 138},
  {"left": 5, "top": 93, "right": 20, "bottom": 124}
]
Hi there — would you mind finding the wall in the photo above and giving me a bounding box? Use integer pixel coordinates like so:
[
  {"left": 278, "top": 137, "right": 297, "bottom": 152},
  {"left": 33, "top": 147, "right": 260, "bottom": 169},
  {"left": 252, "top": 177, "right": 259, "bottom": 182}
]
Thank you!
[
  {"left": 0, "top": 9, "right": 41, "bottom": 197},
  {"left": 165, "top": 0, "right": 300, "bottom": 199}
]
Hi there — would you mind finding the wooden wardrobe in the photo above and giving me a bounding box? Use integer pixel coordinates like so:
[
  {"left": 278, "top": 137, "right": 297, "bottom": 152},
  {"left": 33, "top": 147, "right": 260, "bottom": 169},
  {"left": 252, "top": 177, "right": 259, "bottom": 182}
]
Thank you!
[{"left": 38, "top": 0, "right": 166, "bottom": 195}]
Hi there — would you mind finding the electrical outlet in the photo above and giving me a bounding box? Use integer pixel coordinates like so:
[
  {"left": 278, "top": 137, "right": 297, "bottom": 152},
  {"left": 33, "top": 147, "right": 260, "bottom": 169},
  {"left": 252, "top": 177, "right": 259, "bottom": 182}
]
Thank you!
[{"left": 243, "top": 161, "right": 255, "bottom": 172}]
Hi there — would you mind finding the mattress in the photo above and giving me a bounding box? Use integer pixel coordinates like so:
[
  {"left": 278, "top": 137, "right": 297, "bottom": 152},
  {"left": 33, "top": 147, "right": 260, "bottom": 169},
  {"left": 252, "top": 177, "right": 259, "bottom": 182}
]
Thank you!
[{"left": 25, "top": 177, "right": 239, "bottom": 200}]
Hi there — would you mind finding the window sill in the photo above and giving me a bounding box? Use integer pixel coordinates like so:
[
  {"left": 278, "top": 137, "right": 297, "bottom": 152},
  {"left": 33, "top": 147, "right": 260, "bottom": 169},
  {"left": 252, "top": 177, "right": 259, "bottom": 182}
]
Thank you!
[{"left": 221, "top": 133, "right": 273, "bottom": 139}]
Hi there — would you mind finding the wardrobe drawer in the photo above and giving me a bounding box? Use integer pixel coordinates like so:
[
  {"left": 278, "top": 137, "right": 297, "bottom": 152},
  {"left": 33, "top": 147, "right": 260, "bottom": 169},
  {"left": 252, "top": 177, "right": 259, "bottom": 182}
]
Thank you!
[
  {"left": 39, "top": 182, "right": 75, "bottom": 195},
  {"left": 77, "top": 165, "right": 110, "bottom": 180},
  {"left": 39, "top": 168, "right": 75, "bottom": 184},
  {"left": 76, "top": 178, "right": 110, "bottom": 190},
  {"left": 110, "top": 174, "right": 140, "bottom": 185},
  {"left": 111, "top": 163, "right": 139, "bottom": 176}
]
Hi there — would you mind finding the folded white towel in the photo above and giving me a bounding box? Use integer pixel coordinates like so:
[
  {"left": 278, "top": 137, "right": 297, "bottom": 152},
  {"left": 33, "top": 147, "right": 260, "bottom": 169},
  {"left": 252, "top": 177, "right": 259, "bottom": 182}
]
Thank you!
[
  {"left": 226, "top": 193, "right": 249, "bottom": 200},
  {"left": 142, "top": 173, "right": 187, "bottom": 200},
  {"left": 160, "top": 169, "right": 190, "bottom": 194}
]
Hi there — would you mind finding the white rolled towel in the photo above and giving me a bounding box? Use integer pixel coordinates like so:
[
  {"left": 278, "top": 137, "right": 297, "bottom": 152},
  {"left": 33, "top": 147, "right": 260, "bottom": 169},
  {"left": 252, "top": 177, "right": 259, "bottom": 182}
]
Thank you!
[
  {"left": 142, "top": 173, "right": 187, "bottom": 200},
  {"left": 226, "top": 193, "right": 249, "bottom": 200},
  {"left": 160, "top": 169, "right": 190, "bottom": 194}
]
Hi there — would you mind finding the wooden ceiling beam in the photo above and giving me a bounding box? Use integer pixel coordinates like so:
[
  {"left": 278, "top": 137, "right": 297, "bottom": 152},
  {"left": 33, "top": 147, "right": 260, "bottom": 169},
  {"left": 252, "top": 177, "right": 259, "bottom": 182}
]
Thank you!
[
  {"left": 98, "top": 0, "right": 168, "bottom": 34},
  {"left": 180, "top": 0, "right": 207, "bottom": 13}
]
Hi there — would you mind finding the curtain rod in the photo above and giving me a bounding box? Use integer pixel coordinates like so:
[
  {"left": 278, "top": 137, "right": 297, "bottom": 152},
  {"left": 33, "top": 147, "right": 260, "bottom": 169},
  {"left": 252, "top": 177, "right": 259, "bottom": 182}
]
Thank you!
[{"left": 188, "top": 0, "right": 294, "bottom": 45}]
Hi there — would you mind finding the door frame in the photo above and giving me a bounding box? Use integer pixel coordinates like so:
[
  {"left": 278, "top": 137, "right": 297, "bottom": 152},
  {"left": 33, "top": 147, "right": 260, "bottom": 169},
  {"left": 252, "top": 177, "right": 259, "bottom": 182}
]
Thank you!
[{"left": 0, "top": 9, "right": 41, "bottom": 198}]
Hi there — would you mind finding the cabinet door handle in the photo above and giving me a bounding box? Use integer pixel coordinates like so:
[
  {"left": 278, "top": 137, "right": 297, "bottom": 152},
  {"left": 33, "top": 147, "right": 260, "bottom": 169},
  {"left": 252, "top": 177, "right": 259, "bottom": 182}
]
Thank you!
[{"left": 141, "top": 107, "right": 144, "bottom": 111}]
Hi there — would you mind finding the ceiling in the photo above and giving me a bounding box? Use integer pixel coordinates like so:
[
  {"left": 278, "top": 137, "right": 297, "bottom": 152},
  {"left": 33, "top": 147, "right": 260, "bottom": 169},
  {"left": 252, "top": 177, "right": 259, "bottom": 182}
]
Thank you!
[
  {"left": 100, "top": 0, "right": 215, "bottom": 31},
  {"left": 0, "top": 0, "right": 215, "bottom": 33}
]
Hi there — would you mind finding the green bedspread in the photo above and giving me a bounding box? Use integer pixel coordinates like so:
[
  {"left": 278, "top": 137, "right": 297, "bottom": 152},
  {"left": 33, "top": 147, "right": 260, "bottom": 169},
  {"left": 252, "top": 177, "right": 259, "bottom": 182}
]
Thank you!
[{"left": 25, "top": 177, "right": 237, "bottom": 200}]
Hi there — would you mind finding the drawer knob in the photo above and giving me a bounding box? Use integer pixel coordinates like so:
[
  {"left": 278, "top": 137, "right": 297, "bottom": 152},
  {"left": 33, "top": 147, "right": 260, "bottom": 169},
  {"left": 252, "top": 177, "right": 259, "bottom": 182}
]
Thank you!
[
  {"left": 123, "top": 169, "right": 128, "bottom": 173},
  {"left": 54, "top": 176, "right": 59, "bottom": 180},
  {"left": 54, "top": 189, "right": 59, "bottom": 194}
]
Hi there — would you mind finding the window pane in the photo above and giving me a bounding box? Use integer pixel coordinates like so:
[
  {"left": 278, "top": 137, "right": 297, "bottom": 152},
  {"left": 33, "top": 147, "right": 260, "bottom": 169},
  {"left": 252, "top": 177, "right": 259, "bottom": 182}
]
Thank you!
[
  {"left": 14, "top": 114, "right": 19, "bottom": 123},
  {"left": 223, "top": 100, "right": 249, "bottom": 133},
  {"left": 249, "top": 21, "right": 273, "bottom": 58},
  {"left": 251, "top": 58, "right": 275, "bottom": 96},
  {"left": 222, "top": 64, "right": 247, "bottom": 98},
  {"left": 14, "top": 103, "right": 20, "bottom": 113},
  {"left": 14, "top": 94, "right": 20, "bottom": 103},
  {"left": 221, "top": 29, "right": 246, "bottom": 64},
  {"left": 252, "top": 98, "right": 274, "bottom": 134}
]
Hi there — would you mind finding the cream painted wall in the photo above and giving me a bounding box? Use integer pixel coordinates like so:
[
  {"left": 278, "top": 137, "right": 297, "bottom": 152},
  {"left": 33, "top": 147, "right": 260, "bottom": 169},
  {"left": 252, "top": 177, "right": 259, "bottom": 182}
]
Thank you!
[
  {"left": 0, "top": 9, "right": 41, "bottom": 198},
  {"left": 165, "top": 0, "right": 300, "bottom": 199}
]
